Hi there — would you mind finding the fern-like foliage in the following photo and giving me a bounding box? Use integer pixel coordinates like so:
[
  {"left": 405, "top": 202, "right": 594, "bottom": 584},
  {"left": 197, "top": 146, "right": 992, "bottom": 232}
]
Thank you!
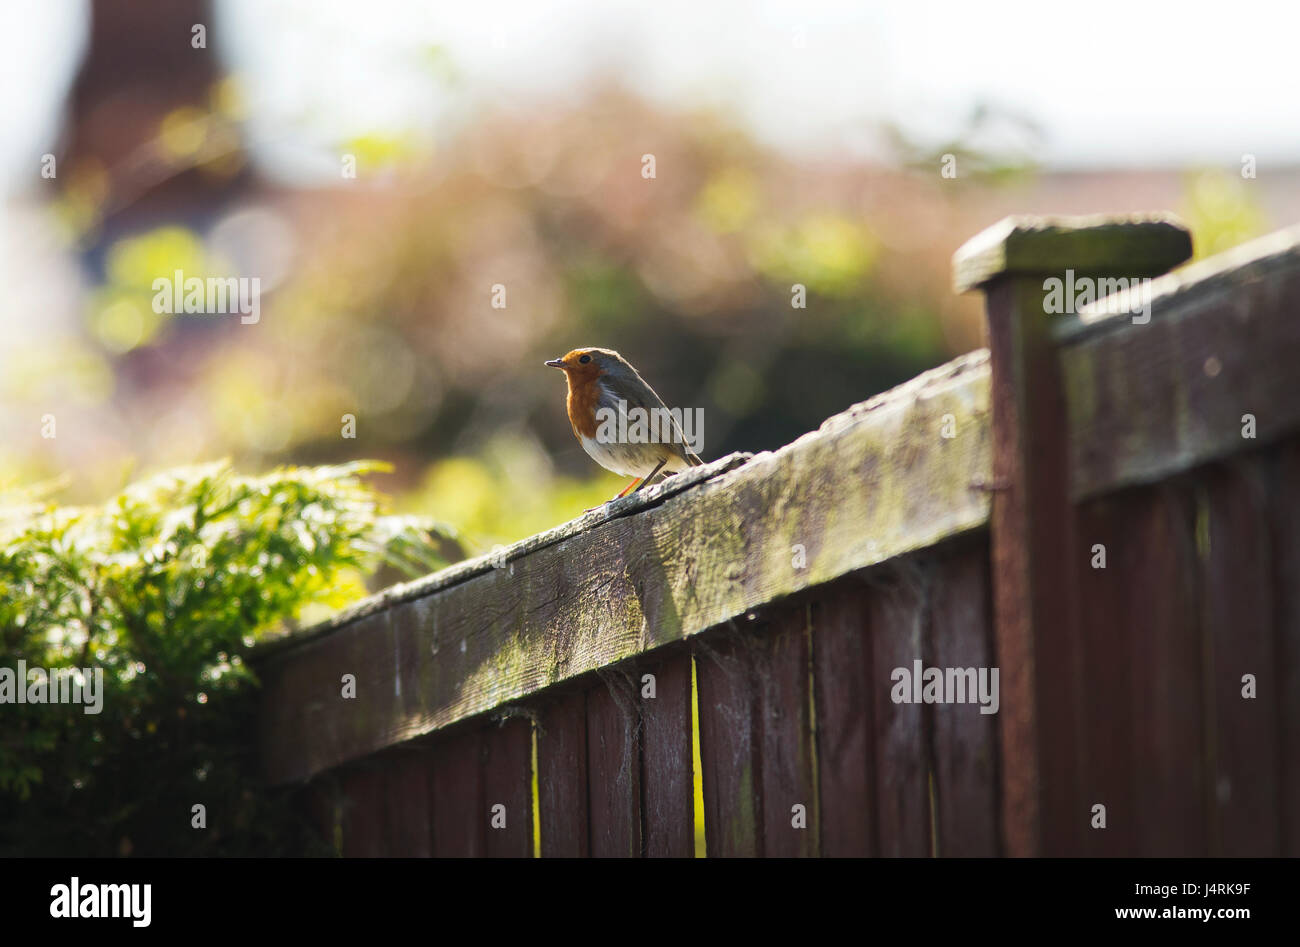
[{"left": 0, "top": 461, "right": 456, "bottom": 855}]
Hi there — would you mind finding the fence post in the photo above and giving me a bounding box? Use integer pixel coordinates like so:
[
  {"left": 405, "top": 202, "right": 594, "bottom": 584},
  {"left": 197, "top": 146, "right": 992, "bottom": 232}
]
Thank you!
[{"left": 952, "top": 215, "right": 1192, "bottom": 855}]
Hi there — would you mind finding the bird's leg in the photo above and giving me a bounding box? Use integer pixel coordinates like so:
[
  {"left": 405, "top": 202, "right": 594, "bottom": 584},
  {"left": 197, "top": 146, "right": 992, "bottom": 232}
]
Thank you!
[
  {"left": 615, "top": 477, "right": 642, "bottom": 499},
  {"left": 634, "top": 459, "right": 666, "bottom": 493}
]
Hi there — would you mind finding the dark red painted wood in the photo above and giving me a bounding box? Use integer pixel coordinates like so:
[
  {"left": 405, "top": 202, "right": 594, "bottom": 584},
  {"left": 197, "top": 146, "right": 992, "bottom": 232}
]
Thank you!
[
  {"left": 430, "top": 726, "right": 484, "bottom": 856},
  {"left": 984, "top": 277, "right": 1086, "bottom": 857},
  {"left": 812, "top": 582, "right": 877, "bottom": 857},
  {"left": 638, "top": 648, "right": 695, "bottom": 857},
  {"left": 340, "top": 765, "right": 389, "bottom": 857},
  {"left": 1270, "top": 440, "right": 1300, "bottom": 856},
  {"left": 757, "top": 604, "right": 818, "bottom": 857},
  {"left": 537, "top": 689, "right": 590, "bottom": 857},
  {"left": 695, "top": 632, "right": 763, "bottom": 856},
  {"left": 1128, "top": 485, "right": 1206, "bottom": 856},
  {"left": 384, "top": 749, "right": 433, "bottom": 856},
  {"left": 482, "top": 717, "right": 534, "bottom": 857},
  {"left": 868, "top": 565, "right": 932, "bottom": 856},
  {"left": 585, "top": 672, "right": 641, "bottom": 857},
  {"left": 928, "top": 542, "right": 999, "bottom": 856},
  {"left": 1202, "top": 461, "right": 1280, "bottom": 855},
  {"left": 1075, "top": 493, "right": 1140, "bottom": 856}
]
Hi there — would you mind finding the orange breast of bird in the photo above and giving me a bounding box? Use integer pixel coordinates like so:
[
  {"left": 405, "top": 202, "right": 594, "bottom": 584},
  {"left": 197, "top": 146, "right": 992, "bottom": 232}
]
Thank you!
[{"left": 564, "top": 364, "right": 606, "bottom": 440}]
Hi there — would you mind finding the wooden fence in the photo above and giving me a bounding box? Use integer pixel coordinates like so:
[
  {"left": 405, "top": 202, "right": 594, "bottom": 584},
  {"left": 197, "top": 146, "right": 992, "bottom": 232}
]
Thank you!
[{"left": 254, "top": 213, "right": 1300, "bottom": 856}]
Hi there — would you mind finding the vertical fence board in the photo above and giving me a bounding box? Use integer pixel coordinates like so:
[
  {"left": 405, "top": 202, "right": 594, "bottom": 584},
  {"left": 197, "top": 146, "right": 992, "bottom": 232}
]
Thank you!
[
  {"left": 430, "top": 727, "right": 484, "bottom": 856},
  {"left": 1128, "top": 486, "right": 1206, "bottom": 856},
  {"left": 812, "top": 583, "right": 876, "bottom": 857},
  {"left": 639, "top": 649, "right": 695, "bottom": 857},
  {"left": 1272, "top": 441, "right": 1300, "bottom": 856},
  {"left": 695, "top": 633, "right": 763, "bottom": 856},
  {"left": 1202, "top": 462, "right": 1280, "bottom": 855},
  {"left": 758, "top": 605, "right": 818, "bottom": 857},
  {"left": 586, "top": 672, "right": 641, "bottom": 857},
  {"left": 928, "top": 543, "right": 999, "bottom": 856},
  {"left": 482, "top": 718, "right": 534, "bottom": 857},
  {"left": 868, "top": 567, "right": 933, "bottom": 856},
  {"left": 384, "top": 750, "right": 433, "bottom": 857},
  {"left": 537, "top": 689, "right": 590, "bottom": 857},
  {"left": 1075, "top": 493, "right": 1139, "bottom": 856},
  {"left": 340, "top": 766, "right": 389, "bottom": 857},
  {"left": 300, "top": 778, "right": 340, "bottom": 856}
]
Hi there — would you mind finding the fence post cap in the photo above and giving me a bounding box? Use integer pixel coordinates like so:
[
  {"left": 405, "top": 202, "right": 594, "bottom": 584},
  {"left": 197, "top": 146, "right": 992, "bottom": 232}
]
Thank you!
[{"left": 952, "top": 213, "right": 1193, "bottom": 293}]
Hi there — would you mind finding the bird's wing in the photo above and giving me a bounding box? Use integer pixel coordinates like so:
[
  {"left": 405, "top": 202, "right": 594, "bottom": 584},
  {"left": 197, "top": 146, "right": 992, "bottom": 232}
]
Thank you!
[{"left": 611, "top": 374, "right": 703, "bottom": 465}]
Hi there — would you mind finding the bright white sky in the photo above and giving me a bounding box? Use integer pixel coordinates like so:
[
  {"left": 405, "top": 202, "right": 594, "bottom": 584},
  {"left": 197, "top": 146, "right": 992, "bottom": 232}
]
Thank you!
[{"left": 2, "top": 0, "right": 1298, "bottom": 195}]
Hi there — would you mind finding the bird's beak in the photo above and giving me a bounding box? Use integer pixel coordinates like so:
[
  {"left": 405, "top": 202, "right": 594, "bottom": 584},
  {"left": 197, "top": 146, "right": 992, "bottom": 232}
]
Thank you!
[{"left": 544, "top": 358, "right": 565, "bottom": 368}]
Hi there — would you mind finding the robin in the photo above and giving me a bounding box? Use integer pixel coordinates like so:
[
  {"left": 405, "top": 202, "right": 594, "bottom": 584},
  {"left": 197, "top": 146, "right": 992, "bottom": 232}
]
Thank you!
[{"left": 546, "top": 347, "right": 703, "bottom": 500}]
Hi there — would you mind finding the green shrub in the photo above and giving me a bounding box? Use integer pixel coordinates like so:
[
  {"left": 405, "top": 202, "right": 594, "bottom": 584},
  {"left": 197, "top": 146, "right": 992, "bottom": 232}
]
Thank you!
[{"left": 0, "top": 461, "right": 454, "bottom": 856}]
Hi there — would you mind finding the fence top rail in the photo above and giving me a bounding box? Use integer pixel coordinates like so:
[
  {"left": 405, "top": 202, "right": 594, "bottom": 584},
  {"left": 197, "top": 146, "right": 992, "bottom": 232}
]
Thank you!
[
  {"left": 251, "top": 451, "right": 754, "bottom": 662},
  {"left": 254, "top": 349, "right": 995, "bottom": 664},
  {"left": 951, "top": 214, "right": 1300, "bottom": 500},
  {"left": 256, "top": 349, "right": 993, "bottom": 784},
  {"left": 1056, "top": 222, "right": 1300, "bottom": 345}
]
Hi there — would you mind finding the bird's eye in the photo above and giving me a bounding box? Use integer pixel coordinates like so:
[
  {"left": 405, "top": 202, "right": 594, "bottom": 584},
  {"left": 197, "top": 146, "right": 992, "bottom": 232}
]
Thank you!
[{"left": 579, "top": 354, "right": 591, "bottom": 364}]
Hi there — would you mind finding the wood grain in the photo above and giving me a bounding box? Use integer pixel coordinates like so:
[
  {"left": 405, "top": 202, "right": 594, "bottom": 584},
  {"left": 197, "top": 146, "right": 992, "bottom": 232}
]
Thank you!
[
  {"left": 811, "top": 582, "right": 877, "bottom": 857},
  {"left": 867, "top": 563, "right": 933, "bottom": 856},
  {"left": 756, "top": 603, "right": 818, "bottom": 857},
  {"left": 695, "top": 631, "right": 763, "bottom": 856},
  {"left": 638, "top": 648, "right": 695, "bottom": 857},
  {"left": 536, "top": 688, "right": 589, "bottom": 857},
  {"left": 1061, "top": 229, "right": 1300, "bottom": 500},
  {"left": 258, "top": 351, "right": 992, "bottom": 785},
  {"left": 430, "top": 726, "right": 484, "bottom": 857},
  {"left": 927, "top": 541, "right": 999, "bottom": 856},
  {"left": 482, "top": 717, "right": 534, "bottom": 857},
  {"left": 586, "top": 671, "right": 641, "bottom": 857}
]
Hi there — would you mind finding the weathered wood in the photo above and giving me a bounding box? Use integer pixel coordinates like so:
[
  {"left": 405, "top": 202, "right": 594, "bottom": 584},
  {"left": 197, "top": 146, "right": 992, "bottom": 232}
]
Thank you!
[
  {"left": 757, "top": 603, "right": 818, "bottom": 857},
  {"left": 638, "top": 648, "right": 695, "bottom": 857},
  {"left": 253, "top": 453, "right": 754, "bottom": 660},
  {"left": 868, "top": 564, "right": 932, "bottom": 856},
  {"left": 1060, "top": 225, "right": 1300, "bottom": 500},
  {"left": 384, "top": 748, "right": 433, "bottom": 857},
  {"left": 982, "top": 275, "right": 1085, "bottom": 857},
  {"left": 1272, "top": 440, "right": 1300, "bottom": 855},
  {"left": 1074, "top": 492, "right": 1140, "bottom": 856},
  {"left": 927, "top": 541, "right": 999, "bottom": 856},
  {"left": 340, "top": 765, "right": 389, "bottom": 857},
  {"left": 585, "top": 671, "right": 641, "bottom": 857},
  {"left": 953, "top": 214, "right": 1191, "bottom": 295},
  {"left": 695, "top": 632, "right": 763, "bottom": 857},
  {"left": 536, "top": 689, "right": 589, "bottom": 857},
  {"left": 811, "top": 582, "right": 877, "bottom": 857},
  {"left": 254, "top": 212, "right": 1300, "bottom": 860},
  {"left": 1201, "top": 461, "right": 1280, "bottom": 855},
  {"left": 1127, "top": 485, "right": 1206, "bottom": 856},
  {"left": 258, "top": 350, "right": 992, "bottom": 786},
  {"left": 957, "top": 215, "right": 1192, "bottom": 856},
  {"left": 482, "top": 717, "right": 534, "bottom": 857},
  {"left": 430, "top": 727, "right": 484, "bottom": 856}
]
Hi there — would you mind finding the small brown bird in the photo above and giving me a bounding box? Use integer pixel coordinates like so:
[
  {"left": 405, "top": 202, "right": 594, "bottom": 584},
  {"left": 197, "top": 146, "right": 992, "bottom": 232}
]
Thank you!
[{"left": 546, "top": 347, "right": 703, "bottom": 499}]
